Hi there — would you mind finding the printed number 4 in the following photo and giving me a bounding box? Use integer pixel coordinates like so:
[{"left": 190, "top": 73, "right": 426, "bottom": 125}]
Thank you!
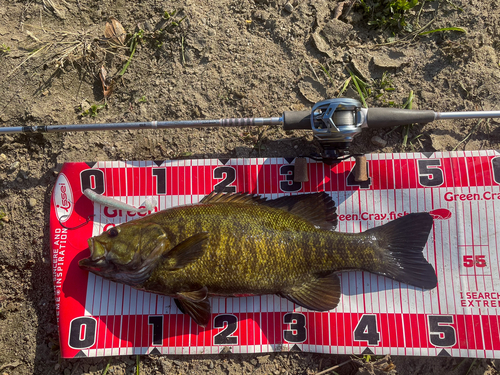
[
  {"left": 353, "top": 315, "right": 380, "bottom": 346},
  {"left": 463, "top": 255, "right": 487, "bottom": 268}
]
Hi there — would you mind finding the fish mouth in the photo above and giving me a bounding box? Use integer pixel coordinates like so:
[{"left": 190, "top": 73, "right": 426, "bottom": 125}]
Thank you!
[{"left": 79, "top": 238, "right": 109, "bottom": 272}]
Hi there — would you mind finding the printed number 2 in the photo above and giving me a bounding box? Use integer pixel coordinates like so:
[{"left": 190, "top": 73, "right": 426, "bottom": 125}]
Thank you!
[
  {"left": 353, "top": 315, "right": 380, "bottom": 346},
  {"left": 428, "top": 316, "right": 457, "bottom": 347},
  {"left": 463, "top": 255, "right": 487, "bottom": 268},
  {"left": 213, "top": 167, "right": 236, "bottom": 193},
  {"left": 417, "top": 159, "right": 444, "bottom": 187},
  {"left": 213, "top": 314, "right": 238, "bottom": 345}
]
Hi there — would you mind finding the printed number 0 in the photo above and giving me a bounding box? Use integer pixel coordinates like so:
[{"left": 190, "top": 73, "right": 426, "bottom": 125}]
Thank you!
[
  {"left": 353, "top": 314, "right": 380, "bottom": 346},
  {"left": 283, "top": 313, "right": 307, "bottom": 343},
  {"left": 417, "top": 159, "right": 444, "bottom": 187},
  {"left": 428, "top": 316, "right": 457, "bottom": 347},
  {"left": 68, "top": 317, "right": 97, "bottom": 349}
]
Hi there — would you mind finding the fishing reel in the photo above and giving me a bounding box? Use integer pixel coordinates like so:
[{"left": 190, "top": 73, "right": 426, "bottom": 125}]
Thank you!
[
  {"left": 309, "top": 98, "right": 366, "bottom": 164},
  {"left": 283, "top": 98, "right": 368, "bottom": 165}
]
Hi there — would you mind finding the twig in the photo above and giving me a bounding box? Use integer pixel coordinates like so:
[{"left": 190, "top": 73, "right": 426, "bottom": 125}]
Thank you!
[
  {"left": 452, "top": 119, "right": 483, "bottom": 151},
  {"left": 307, "top": 60, "right": 321, "bottom": 82},
  {"left": 314, "top": 359, "right": 352, "bottom": 375}
]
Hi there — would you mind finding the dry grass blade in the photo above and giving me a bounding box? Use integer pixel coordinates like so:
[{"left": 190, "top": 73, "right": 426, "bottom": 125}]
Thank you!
[
  {"left": 99, "top": 65, "right": 114, "bottom": 98},
  {"left": 104, "top": 17, "right": 126, "bottom": 46}
]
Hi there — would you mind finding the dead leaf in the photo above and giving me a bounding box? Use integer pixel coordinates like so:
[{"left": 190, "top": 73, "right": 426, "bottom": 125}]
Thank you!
[
  {"left": 104, "top": 17, "right": 126, "bottom": 46},
  {"left": 99, "top": 65, "right": 114, "bottom": 98}
]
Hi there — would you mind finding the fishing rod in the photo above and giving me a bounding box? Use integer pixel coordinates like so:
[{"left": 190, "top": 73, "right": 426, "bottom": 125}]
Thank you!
[{"left": 2, "top": 98, "right": 500, "bottom": 164}]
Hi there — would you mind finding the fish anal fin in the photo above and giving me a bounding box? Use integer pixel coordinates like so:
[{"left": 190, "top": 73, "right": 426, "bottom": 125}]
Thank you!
[
  {"left": 280, "top": 273, "right": 341, "bottom": 311},
  {"left": 163, "top": 232, "right": 209, "bottom": 270},
  {"left": 175, "top": 294, "right": 211, "bottom": 327},
  {"left": 262, "top": 192, "right": 337, "bottom": 230}
]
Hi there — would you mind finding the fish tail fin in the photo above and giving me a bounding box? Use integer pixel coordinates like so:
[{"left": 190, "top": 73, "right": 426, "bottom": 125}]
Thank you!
[{"left": 365, "top": 212, "right": 437, "bottom": 289}]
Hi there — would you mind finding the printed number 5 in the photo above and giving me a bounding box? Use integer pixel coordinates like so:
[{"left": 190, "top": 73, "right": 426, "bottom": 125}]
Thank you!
[
  {"left": 417, "top": 159, "right": 444, "bottom": 187},
  {"left": 428, "top": 316, "right": 456, "bottom": 347},
  {"left": 463, "top": 255, "right": 487, "bottom": 268}
]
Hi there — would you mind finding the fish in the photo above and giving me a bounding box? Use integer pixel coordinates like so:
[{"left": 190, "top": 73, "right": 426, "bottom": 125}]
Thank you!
[{"left": 79, "top": 192, "right": 437, "bottom": 327}]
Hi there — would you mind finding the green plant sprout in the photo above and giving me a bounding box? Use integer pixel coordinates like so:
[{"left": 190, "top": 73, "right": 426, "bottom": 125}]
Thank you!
[{"left": 81, "top": 103, "right": 106, "bottom": 117}]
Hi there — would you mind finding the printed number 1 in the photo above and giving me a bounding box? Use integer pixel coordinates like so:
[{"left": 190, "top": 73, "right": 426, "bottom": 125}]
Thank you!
[{"left": 463, "top": 255, "right": 487, "bottom": 268}]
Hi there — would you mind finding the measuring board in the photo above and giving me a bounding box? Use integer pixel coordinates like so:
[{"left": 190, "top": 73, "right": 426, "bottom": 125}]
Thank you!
[{"left": 51, "top": 151, "right": 500, "bottom": 359}]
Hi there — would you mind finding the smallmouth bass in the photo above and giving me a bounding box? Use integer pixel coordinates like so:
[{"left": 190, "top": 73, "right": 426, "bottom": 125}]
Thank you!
[{"left": 79, "top": 192, "right": 437, "bottom": 326}]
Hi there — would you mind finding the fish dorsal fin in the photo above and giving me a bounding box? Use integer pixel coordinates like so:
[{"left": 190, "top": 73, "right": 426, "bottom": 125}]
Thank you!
[
  {"left": 163, "top": 232, "right": 209, "bottom": 270},
  {"left": 200, "top": 192, "right": 337, "bottom": 230},
  {"left": 199, "top": 191, "right": 267, "bottom": 205},
  {"left": 279, "top": 273, "right": 341, "bottom": 311},
  {"left": 261, "top": 192, "right": 337, "bottom": 230}
]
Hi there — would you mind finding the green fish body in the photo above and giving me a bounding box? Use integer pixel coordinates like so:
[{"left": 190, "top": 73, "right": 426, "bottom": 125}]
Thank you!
[{"left": 79, "top": 192, "right": 437, "bottom": 326}]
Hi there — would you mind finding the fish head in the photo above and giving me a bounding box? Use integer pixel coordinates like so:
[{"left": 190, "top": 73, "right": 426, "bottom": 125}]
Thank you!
[{"left": 79, "top": 222, "right": 170, "bottom": 285}]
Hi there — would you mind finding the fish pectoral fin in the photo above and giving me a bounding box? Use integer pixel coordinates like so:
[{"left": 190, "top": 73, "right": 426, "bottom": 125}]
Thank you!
[
  {"left": 279, "top": 273, "right": 341, "bottom": 311},
  {"left": 178, "top": 286, "right": 208, "bottom": 302},
  {"left": 163, "top": 232, "right": 209, "bottom": 270},
  {"left": 175, "top": 293, "right": 211, "bottom": 327}
]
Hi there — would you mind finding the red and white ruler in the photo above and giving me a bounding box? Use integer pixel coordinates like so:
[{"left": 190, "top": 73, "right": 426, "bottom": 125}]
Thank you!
[{"left": 50, "top": 151, "right": 500, "bottom": 359}]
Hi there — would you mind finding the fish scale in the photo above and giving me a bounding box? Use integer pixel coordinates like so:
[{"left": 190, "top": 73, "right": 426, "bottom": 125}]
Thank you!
[{"left": 80, "top": 192, "right": 438, "bottom": 327}]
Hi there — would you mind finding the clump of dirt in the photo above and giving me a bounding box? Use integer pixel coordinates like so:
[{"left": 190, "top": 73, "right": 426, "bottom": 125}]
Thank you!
[{"left": 1, "top": 0, "right": 500, "bottom": 374}]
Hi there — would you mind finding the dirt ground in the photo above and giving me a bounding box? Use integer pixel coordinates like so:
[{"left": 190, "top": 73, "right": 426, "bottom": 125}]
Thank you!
[{"left": 1, "top": 0, "right": 500, "bottom": 374}]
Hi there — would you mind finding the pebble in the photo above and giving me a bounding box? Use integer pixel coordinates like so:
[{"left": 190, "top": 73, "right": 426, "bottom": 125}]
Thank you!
[
  {"left": 0, "top": 153, "right": 6, "bottom": 161},
  {"left": 258, "top": 355, "right": 270, "bottom": 364},
  {"left": 54, "top": 364, "right": 60, "bottom": 371},
  {"left": 28, "top": 198, "right": 37, "bottom": 208},
  {"left": 209, "top": 361, "right": 214, "bottom": 369},
  {"left": 371, "top": 135, "right": 387, "bottom": 148},
  {"left": 173, "top": 360, "right": 182, "bottom": 366},
  {"left": 9, "top": 161, "right": 19, "bottom": 170},
  {"left": 284, "top": 2, "right": 294, "bottom": 12},
  {"left": 64, "top": 368, "right": 71, "bottom": 375}
]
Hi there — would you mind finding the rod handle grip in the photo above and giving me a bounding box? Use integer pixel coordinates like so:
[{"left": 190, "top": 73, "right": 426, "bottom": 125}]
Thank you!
[
  {"left": 282, "top": 110, "right": 311, "bottom": 130},
  {"left": 367, "top": 108, "right": 436, "bottom": 128}
]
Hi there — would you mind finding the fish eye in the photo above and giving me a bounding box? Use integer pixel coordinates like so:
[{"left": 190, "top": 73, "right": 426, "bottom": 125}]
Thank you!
[{"left": 107, "top": 227, "right": 119, "bottom": 237}]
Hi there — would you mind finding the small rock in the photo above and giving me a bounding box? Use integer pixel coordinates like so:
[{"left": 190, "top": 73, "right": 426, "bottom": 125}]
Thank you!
[
  {"left": 371, "top": 135, "right": 387, "bottom": 148},
  {"left": 64, "top": 368, "right": 71, "bottom": 375},
  {"left": 372, "top": 53, "right": 405, "bottom": 69},
  {"left": 28, "top": 198, "right": 37, "bottom": 208},
  {"left": 0, "top": 153, "right": 7, "bottom": 161},
  {"left": 209, "top": 361, "right": 214, "bottom": 369},
  {"left": 173, "top": 360, "right": 182, "bottom": 366},
  {"left": 258, "top": 355, "right": 270, "bottom": 365},
  {"left": 0, "top": 215, "right": 7, "bottom": 223},
  {"left": 54, "top": 364, "right": 60, "bottom": 371},
  {"left": 9, "top": 161, "right": 19, "bottom": 170},
  {"left": 80, "top": 100, "right": 91, "bottom": 113},
  {"left": 284, "top": 2, "right": 294, "bottom": 12}
]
